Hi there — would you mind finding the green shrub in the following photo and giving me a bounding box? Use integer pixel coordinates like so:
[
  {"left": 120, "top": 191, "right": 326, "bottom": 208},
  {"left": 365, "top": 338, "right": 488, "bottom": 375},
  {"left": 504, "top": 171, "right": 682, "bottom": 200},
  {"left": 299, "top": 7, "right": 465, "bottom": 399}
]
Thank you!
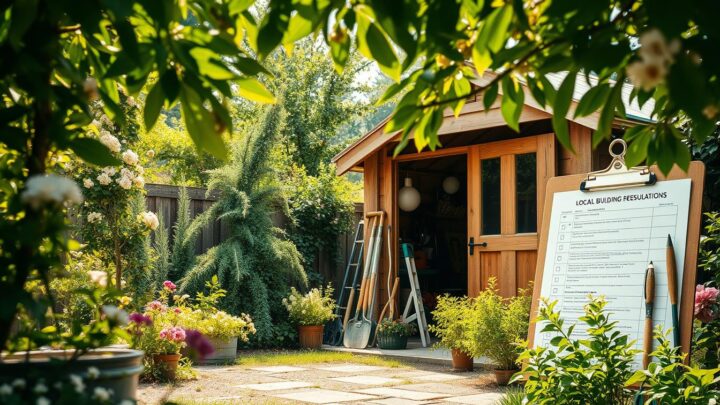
[
  {"left": 471, "top": 278, "right": 531, "bottom": 370},
  {"left": 515, "top": 296, "right": 638, "bottom": 404},
  {"left": 627, "top": 328, "right": 720, "bottom": 404},
  {"left": 282, "top": 285, "right": 336, "bottom": 326},
  {"left": 170, "top": 184, "right": 197, "bottom": 281},
  {"left": 428, "top": 295, "right": 475, "bottom": 355},
  {"left": 179, "top": 105, "right": 307, "bottom": 346}
]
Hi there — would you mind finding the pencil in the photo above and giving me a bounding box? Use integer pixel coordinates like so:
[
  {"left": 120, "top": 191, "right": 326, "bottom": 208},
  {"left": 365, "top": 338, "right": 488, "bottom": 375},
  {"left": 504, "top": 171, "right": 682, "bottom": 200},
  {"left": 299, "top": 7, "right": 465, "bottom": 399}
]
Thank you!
[
  {"left": 666, "top": 235, "right": 680, "bottom": 347},
  {"left": 643, "top": 261, "right": 655, "bottom": 369}
]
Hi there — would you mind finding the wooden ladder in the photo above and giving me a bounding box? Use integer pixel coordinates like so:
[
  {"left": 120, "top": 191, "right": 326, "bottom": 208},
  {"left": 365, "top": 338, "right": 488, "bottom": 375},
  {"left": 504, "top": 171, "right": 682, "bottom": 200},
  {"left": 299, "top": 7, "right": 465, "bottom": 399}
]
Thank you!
[{"left": 400, "top": 243, "right": 431, "bottom": 347}]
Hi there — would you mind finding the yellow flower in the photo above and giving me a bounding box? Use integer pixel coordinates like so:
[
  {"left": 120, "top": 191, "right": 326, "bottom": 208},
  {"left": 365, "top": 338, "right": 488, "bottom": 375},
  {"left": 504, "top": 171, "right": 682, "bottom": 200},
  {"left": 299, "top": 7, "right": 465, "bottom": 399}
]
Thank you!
[{"left": 119, "top": 296, "right": 132, "bottom": 306}]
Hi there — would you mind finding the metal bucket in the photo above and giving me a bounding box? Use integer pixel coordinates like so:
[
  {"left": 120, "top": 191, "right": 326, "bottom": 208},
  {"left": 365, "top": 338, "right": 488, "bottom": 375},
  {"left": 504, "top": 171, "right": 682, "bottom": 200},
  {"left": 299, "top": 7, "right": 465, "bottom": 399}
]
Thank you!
[
  {"left": 200, "top": 337, "right": 237, "bottom": 364},
  {"left": 0, "top": 348, "right": 144, "bottom": 400}
]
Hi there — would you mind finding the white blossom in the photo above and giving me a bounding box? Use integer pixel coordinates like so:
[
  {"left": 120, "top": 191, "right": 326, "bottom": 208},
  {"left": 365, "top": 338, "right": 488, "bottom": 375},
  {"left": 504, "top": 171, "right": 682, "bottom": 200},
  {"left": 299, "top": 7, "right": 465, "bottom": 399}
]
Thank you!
[
  {"left": 102, "top": 305, "right": 129, "bottom": 326},
  {"left": 12, "top": 379, "right": 25, "bottom": 389},
  {"left": 99, "top": 132, "right": 121, "bottom": 153},
  {"left": 146, "top": 149, "right": 155, "bottom": 158},
  {"left": 122, "top": 150, "right": 139, "bottom": 166},
  {"left": 626, "top": 60, "right": 666, "bottom": 92},
  {"left": 91, "top": 119, "right": 101, "bottom": 129},
  {"left": 36, "top": 397, "right": 50, "bottom": 405},
  {"left": 21, "top": 175, "right": 83, "bottom": 210},
  {"left": 638, "top": 29, "right": 679, "bottom": 64},
  {"left": 120, "top": 167, "right": 135, "bottom": 180},
  {"left": 100, "top": 115, "right": 112, "bottom": 127},
  {"left": 97, "top": 172, "right": 112, "bottom": 186},
  {"left": 93, "top": 386, "right": 110, "bottom": 401},
  {"left": 87, "top": 212, "right": 103, "bottom": 224},
  {"left": 88, "top": 271, "right": 108, "bottom": 287},
  {"left": 139, "top": 211, "right": 159, "bottom": 230},
  {"left": 83, "top": 178, "right": 94, "bottom": 189},
  {"left": 136, "top": 165, "right": 144, "bottom": 175},
  {"left": 69, "top": 374, "right": 84, "bottom": 393},
  {"left": 133, "top": 175, "right": 145, "bottom": 188},
  {"left": 117, "top": 175, "right": 132, "bottom": 190},
  {"left": 87, "top": 366, "right": 100, "bottom": 380},
  {"left": 0, "top": 384, "right": 12, "bottom": 395},
  {"left": 102, "top": 166, "right": 117, "bottom": 176},
  {"left": 33, "top": 382, "right": 48, "bottom": 394}
]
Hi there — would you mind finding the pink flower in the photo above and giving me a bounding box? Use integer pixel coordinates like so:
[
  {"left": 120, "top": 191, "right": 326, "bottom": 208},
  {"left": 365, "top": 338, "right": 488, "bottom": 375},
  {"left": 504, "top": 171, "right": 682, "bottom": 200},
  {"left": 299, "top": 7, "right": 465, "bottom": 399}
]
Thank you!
[
  {"left": 694, "top": 284, "right": 719, "bottom": 323},
  {"left": 159, "top": 326, "right": 186, "bottom": 342},
  {"left": 145, "top": 300, "right": 166, "bottom": 312},
  {"left": 174, "top": 308, "right": 182, "bottom": 314},
  {"left": 185, "top": 330, "right": 214, "bottom": 361},
  {"left": 128, "top": 312, "right": 152, "bottom": 326},
  {"left": 163, "top": 280, "right": 177, "bottom": 292}
]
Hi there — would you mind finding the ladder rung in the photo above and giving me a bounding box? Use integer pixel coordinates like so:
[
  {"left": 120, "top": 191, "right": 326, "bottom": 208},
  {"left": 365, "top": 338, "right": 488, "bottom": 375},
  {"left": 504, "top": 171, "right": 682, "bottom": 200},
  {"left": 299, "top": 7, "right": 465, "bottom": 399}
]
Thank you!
[
  {"left": 349, "top": 262, "right": 359, "bottom": 266},
  {"left": 354, "top": 240, "right": 363, "bottom": 244}
]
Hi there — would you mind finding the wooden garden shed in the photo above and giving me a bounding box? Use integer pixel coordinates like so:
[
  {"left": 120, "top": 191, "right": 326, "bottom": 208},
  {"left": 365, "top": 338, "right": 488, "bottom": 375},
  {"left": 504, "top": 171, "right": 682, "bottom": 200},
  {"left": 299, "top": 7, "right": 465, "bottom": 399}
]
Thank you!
[{"left": 332, "top": 73, "right": 654, "bottom": 309}]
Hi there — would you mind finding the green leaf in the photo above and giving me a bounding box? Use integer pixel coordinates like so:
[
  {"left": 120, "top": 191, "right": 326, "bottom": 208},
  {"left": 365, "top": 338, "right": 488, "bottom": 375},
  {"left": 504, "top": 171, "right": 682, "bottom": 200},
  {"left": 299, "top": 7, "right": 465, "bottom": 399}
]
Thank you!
[
  {"left": 483, "top": 82, "right": 499, "bottom": 110},
  {"left": 501, "top": 76, "right": 524, "bottom": 132},
  {"left": 386, "top": 105, "right": 419, "bottom": 133},
  {"left": 593, "top": 83, "right": 620, "bottom": 148},
  {"left": 574, "top": 84, "right": 610, "bottom": 118},
  {"left": 8, "top": 0, "right": 38, "bottom": 49},
  {"left": 189, "top": 48, "right": 237, "bottom": 80},
  {"left": 69, "top": 138, "right": 121, "bottom": 166},
  {"left": 143, "top": 81, "right": 164, "bottom": 131},
  {"left": 551, "top": 71, "right": 577, "bottom": 152},
  {"left": 282, "top": 13, "right": 314, "bottom": 45},
  {"left": 236, "top": 77, "right": 276, "bottom": 104},
  {"left": 256, "top": 4, "right": 289, "bottom": 58},
  {"left": 356, "top": 10, "right": 401, "bottom": 82},
  {"left": 180, "top": 85, "right": 228, "bottom": 160},
  {"left": 624, "top": 127, "right": 651, "bottom": 167},
  {"left": 329, "top": 31, "right": 351, "bottom": 74},
  {"left": 471, "top": 5, "right": 513, "bottom": 73}
]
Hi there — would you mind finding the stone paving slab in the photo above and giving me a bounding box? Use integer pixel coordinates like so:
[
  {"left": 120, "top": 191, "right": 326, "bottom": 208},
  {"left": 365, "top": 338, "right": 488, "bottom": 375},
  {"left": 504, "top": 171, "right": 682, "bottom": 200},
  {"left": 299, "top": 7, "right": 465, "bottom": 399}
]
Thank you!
[
  {"left": 413, "top": 373, "right": 467, "bottom": 382},
  {"left": 398, "top": 382, "right": 480, "bottom": 395},
  {"left": 273, "top": 388, "right": 379, "bottom": 403},
  {"left": 330, "top": 375, "right": 405, "bottom": 386},
  {"left": 442, "top": 392, "right": 504, "bottom": 404},
  {"left": 316, "top": 364, "right": 387, "bottom": 373},
  {"left": 370, "top": 398, "right": 431, "bottom": 405},
  {"left": 238, "top": 381, "right": 315, "bottom": 391},
  {"left": 251, "top": 365, "right": 308, "bottom": 373},
  {"left": 355, "top": 387, "right": 449, "bottom": 401}
]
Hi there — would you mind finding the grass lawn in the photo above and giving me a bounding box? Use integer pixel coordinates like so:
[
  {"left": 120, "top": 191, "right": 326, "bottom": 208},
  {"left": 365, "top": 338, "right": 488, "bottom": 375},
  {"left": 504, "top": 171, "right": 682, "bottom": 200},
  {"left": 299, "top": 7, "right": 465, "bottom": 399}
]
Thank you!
[{"left": 235, "top": 349, "right": 405, "bottom": 368}]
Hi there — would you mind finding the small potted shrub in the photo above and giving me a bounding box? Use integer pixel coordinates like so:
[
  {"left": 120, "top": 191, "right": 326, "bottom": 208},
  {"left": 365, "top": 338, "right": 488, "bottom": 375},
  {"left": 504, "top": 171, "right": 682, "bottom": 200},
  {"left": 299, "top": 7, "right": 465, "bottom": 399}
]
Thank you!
[
  {"left": 376, "top": 319, "right": 416, "bottom": 350},
  {"left": 471, "top": 278, "right": 531, "bottom": 385},
  {"left": 283, "top": 285, "right": 336, "bottom": 349},
  {"left": 178, "top": 276, "right": 256, "bottom": 363},
  {"left": 429, "top": 295, "right": 476, "bottom": 371}
]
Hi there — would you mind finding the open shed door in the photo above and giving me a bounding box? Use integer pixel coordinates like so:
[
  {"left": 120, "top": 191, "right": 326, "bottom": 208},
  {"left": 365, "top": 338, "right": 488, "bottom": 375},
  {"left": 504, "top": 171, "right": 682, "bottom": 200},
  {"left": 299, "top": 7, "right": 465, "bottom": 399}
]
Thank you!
[{"left": 467, "top": 134, "right": 555, "bottom": 297}]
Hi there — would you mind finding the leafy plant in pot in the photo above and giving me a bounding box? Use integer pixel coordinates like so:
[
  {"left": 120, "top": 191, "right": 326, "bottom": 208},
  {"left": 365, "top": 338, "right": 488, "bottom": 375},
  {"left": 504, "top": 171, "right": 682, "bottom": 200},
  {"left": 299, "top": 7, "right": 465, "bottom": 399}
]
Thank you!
[
  {"left": 177, "top": 276, "right": 256, "bottom": 363},
  {"left": 429, "top": 295, "right": 476, "bottom": 371},
  {"left": 376, "top": 319, "right": 416, "bottom": 350},
  {"left": 470, "top": 278, "right": 531, "bottom": 385},
  {"left": 283, "top": 285, "right": 336, "bottom": 349}
]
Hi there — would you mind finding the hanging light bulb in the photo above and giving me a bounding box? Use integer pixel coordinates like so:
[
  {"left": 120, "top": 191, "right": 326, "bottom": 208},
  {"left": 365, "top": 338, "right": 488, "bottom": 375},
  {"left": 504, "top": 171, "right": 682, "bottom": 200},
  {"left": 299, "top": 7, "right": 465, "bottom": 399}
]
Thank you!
[
  {"left": 398, "top": 177, "right": 421, "bottom": 212},
  {"left": 442, "top": 176, "right": 460, "bottom": 195}
]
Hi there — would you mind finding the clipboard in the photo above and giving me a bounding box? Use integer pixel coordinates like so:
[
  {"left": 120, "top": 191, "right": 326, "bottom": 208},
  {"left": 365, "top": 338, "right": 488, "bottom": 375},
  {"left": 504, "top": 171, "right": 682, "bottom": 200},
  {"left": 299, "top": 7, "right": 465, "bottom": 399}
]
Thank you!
[{"left": 528, "top": 139, "right": 705, "bottom": 363}]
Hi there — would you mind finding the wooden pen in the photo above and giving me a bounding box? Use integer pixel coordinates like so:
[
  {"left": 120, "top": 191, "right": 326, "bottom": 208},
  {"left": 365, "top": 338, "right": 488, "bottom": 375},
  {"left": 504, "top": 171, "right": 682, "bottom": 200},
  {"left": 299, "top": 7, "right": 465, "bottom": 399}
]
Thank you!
[
  {"left": 643, "top": 261, "right": 655, "bottom": 369},
  {"left": 666, "top": 234, "right": 680, "bottom": 347}
]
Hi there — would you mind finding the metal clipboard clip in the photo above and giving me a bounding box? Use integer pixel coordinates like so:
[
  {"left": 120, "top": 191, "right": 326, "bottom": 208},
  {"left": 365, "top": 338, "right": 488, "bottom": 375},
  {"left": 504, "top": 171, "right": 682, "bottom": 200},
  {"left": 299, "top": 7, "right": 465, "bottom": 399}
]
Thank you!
[{"left": 580, "top": 139, "right": 657, "bottom": 192}]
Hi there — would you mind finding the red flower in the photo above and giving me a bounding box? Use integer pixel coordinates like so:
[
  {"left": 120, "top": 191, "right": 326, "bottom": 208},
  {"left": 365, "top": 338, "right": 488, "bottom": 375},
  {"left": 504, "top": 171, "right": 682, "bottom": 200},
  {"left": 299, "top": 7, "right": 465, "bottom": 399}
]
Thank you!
[
  {"left": 163, "top": 280, "right": 177, "bottom": 292},
  {"left": 128, "top": 312, "right": 152, "bottom": 326},
  {"left": 694, "top": 284, "right": 719, "bottom": 323}
]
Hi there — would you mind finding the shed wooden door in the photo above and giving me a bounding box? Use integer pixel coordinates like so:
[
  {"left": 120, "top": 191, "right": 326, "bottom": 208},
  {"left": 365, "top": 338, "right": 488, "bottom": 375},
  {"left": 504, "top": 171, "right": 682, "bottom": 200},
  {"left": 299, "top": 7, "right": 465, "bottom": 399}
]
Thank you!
[{"left": 467, "top": 134, "right": 555, "bottom": 297}]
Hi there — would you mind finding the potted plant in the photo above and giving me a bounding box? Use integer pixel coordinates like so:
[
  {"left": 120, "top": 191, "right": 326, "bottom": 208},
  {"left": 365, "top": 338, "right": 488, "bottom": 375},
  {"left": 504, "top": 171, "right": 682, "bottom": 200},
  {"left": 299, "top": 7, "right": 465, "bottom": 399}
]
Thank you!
[
  {"left": 376, "top": 319, "right": 416, "bottom": 350},
  {"left": 471, "top": 278, "right": 531, "bottom": 385},
  {"left": 429, "top": 295, "right": 476, "bottom": 371},
  {"left": 283, "top": 285, "right": 336, "bottom": 349},
  {"left": 178, "top": 276, "right": 256, "bottom": 363}
]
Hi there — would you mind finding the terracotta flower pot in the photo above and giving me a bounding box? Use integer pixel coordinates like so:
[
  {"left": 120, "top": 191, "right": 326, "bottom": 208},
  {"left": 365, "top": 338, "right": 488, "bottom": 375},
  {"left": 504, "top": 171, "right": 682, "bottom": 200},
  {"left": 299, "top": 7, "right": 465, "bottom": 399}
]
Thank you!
[
  {"left": 493, "top": 368, "right": 518, "bottom": 386},
  {"left": 298, "top": 325, "right": 324, "bottom": 349},
  {"left": 152, "top": 353, "right": 181, "bottom": 381},
  {"left": 451, "top": 348, "right": 473, "bottom": 371}
]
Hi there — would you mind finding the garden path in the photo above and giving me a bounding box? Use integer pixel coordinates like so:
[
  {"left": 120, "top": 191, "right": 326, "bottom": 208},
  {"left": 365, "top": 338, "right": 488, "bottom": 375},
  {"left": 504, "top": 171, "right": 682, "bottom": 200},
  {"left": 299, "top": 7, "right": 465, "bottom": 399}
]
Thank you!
[{"left": 137, "top": 354, "right": 507, "bottom": 404}]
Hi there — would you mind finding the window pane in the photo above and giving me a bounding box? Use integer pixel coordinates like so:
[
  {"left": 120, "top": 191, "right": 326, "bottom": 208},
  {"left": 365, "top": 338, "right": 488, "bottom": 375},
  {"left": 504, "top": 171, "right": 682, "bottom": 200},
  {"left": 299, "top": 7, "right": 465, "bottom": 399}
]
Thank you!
[
  {"left": 481, "top": 158, "right": 501, "bottom": 235},
  {"left": 516, "top": 153, "right": 537, "bottom": 233}
]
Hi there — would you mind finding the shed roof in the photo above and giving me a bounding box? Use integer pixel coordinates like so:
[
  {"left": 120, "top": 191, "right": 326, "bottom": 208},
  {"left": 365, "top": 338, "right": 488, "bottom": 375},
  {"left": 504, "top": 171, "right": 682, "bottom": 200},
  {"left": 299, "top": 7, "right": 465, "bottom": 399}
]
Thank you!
[{"left": 332, "top": 72, "right": 654, "bottom": 175}]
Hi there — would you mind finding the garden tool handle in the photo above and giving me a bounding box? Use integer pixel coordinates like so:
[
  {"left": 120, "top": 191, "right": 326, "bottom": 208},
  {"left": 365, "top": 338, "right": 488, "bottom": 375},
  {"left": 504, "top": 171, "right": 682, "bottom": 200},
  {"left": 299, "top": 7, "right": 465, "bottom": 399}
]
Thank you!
[
  {"left": 364, "top": 272, "right": 376, "bottom": 315},
  {"left": 388, "top": 277, "right": 400, "bottom": 319},
  {"left": 643, "top": 317, "right": 653, "bottom": 368},
  {"left": 343, "top": 289, "right": 355, "bottom": 327}
]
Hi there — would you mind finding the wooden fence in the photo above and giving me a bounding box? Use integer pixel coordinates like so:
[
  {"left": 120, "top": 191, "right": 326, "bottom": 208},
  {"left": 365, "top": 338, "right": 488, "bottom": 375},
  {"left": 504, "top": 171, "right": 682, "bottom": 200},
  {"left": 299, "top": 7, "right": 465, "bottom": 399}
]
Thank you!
[{"left": 144, "top": 183, "right": 363, "bottom": 284}]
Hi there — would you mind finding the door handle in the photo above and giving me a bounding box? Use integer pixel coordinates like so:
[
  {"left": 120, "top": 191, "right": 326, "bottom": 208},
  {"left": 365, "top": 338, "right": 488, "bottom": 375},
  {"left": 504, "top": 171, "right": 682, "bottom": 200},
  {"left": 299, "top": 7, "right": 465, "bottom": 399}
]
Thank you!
[{"left": 468, "top": 237, "right": 487, "bottom": 255}]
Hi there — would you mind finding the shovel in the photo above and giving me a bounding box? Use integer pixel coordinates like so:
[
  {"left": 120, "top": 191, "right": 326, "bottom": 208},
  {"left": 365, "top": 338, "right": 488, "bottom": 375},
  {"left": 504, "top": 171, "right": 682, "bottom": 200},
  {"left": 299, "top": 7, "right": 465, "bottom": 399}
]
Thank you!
[
  {"left": 345, "top": 212, "right": 383, "bottom": 349},
  {"left": 343, "top": 215, "right": 376, "bottom": 348}
]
